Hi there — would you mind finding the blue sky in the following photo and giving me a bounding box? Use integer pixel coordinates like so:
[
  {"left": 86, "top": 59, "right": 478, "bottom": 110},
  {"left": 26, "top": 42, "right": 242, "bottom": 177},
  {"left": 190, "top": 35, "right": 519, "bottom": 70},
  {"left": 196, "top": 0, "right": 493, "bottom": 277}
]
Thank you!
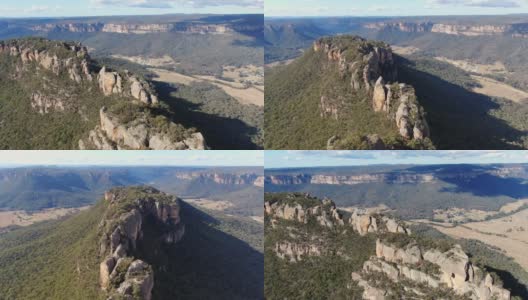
[
  {"left": 0, "top": 0, "right": 263, "bottom": 17},
  {"left": 266, "top": 0, "right": 528, "bottom": 17},
  {"left": 265, "top": 151, "right": 528, "bottom": 169},
  {"left": 0, "top": 151, "right": 263, "bottom": 167}
]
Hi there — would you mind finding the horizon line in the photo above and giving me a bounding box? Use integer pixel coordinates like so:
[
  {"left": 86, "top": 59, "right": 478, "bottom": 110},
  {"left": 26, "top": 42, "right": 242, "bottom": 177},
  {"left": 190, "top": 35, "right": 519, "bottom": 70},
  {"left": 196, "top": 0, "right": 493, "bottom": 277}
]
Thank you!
[{"left": 264, "top": 162, "right": 526, "bottom": 170}]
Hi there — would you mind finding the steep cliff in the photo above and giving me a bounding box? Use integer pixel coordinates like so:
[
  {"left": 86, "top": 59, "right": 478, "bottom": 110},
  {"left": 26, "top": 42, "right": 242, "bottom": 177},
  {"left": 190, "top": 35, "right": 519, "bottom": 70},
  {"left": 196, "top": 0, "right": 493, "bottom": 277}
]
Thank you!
[
  {"left": 314, "top": 36, "right": 430, "bottom": 148},
  {"left": 0, "top": 185, "right": 264, "bottom": 299},
  {"left": 98, "top": 187, "right": 184, "bottom": 300},
  {"left": 264, "top": 193, "right": 513, "bottom": 299},
  {"left": 364, "top": 21, "right": 528, "bottom": 38},
  {"left": 28, "top": 22, "right": 258, "bottom": 35},
  {"left": 353, "top": 237, "right": 511, "bottom": 300},
  {"left": 0, "top": 37, "right": 206, "bottom": 150},
  {"left": 265, "top": 35, "right": 433, "bottom": 150}
]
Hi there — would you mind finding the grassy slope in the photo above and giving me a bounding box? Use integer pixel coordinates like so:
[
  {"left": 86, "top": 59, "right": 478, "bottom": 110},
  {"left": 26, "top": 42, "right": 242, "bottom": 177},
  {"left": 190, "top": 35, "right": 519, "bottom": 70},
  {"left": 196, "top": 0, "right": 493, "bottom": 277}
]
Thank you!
[{"left": 265, "top": 48, "right": 400, "bottom": 149}]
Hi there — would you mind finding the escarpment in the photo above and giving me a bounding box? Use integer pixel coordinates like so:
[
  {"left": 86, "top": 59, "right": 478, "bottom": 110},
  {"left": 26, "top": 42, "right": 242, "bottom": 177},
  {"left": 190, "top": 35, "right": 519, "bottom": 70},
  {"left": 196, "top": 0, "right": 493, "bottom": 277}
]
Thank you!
[
  {"left": 363, "top": 21, "right": 528, "bottom": 38},
  {"left": 0, "top": 38, "right": 206, "bottom": 150},
  {"left": 98, "top": 187, "right": 185, "bottom": 300},
  {"left": 29, "top": 22, "right": 256, "bottom": 35},
  {"left": 172, "top": 172, "right": 264, "bottom": 186},
  {"left": 312, "top": 36, "right": 430, "bottom": 149},
  {"left": 265, "top": 193, "right": 513, "bottom": 299}
]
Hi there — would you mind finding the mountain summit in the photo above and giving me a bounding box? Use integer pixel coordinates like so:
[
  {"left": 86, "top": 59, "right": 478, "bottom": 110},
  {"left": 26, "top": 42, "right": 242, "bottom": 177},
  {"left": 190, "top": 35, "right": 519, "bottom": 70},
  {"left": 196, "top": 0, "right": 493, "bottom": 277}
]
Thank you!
[
  {"left": 265, "top": 35, "right": 433, "bottom": 150},
  {"left": 0, "top": 38, "right": 206, "bottom": 150}
]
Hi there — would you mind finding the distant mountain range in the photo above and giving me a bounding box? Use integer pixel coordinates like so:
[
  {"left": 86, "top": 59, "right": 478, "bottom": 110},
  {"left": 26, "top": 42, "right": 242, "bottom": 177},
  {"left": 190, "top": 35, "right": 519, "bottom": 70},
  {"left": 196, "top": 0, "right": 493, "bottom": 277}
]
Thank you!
[
  {"left": 0, "top": 166, "right": 263, "bottom": 217},
  {"left": 265, "top": 164, "right": 528, "bottom": 219}
]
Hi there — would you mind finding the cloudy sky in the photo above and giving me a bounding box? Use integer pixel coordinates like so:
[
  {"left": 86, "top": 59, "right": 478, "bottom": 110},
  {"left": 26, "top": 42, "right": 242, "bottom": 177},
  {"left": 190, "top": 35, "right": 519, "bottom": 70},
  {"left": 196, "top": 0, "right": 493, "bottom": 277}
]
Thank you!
[
  {"left": 0, "top": 151, "right": 263, "bottom": 167},
  {"left": 266, "top": 0, "right": 528, "bottom": 17},
  {"left": 265, "top": 151, "right": 528, "bottom": 169},
  {"left": 0, "top": 0, "right": 263, "bottom": 17}
]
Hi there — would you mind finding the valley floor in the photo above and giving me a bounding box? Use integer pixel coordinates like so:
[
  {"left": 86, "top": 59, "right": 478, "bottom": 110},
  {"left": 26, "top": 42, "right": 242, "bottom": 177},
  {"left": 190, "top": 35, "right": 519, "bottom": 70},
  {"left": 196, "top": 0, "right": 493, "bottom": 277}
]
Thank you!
[
  {"left": 0, "top": 206, "right": 90, "bottom": 229},
  {"left": 412, "top": 207, "right": 528, "bottom": 270}
]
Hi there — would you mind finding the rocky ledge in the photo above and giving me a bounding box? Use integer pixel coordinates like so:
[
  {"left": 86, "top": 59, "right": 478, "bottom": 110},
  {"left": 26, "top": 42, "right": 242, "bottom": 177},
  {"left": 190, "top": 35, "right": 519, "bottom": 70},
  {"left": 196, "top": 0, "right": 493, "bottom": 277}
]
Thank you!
[
  {"left": 98, "top": 187, "right": 185, "bottom": 300},
  {"left": 79, "top": 106, "right": 207, "bottom": 150},
  {"left": 352, "top": 236, "right": 511, "bottom": 300},
  {"left": 265, "top": 193, "right": 408, "bottom": 262},
  {"left": 313, "top": 36, "right": 430, "bottom": 148}
]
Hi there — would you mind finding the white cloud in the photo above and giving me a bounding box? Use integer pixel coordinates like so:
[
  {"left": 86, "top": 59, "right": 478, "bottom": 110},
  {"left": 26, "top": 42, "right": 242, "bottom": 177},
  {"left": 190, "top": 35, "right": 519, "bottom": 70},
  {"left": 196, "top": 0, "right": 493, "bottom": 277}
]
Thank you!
[{"left": 90, "top": 0, "right": 263, "bottom": 9}]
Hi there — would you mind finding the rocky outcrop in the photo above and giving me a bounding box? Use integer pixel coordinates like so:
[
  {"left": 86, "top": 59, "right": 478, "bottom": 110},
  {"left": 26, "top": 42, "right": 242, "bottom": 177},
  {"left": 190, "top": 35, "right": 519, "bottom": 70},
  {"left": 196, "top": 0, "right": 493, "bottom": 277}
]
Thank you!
[
  {"left": 265, "top": 194, "right": 408, "bottom": 235},
  {"left": 313, "top": 36, "right": 397, "bottom": 91},
  {"left": 98, "top": 67, "right": 158, "bottom": 105},
  {"left": 80, "top": 107, "right": 207, "bottom": 150},
  {"left": 352, "top": 237, "right": 511, "bottom": 300},
  {"left": 30, "top": 92, "right": 65, "bottom": 114},
  {"left": 313, "top": 36, "right": 429, "bottom": 143},
  {"left": 0, "top": 39, "right": 92, "bottom": 83},
  {"left": 98, "top": 187, "right": 184, "bottom": 300}
]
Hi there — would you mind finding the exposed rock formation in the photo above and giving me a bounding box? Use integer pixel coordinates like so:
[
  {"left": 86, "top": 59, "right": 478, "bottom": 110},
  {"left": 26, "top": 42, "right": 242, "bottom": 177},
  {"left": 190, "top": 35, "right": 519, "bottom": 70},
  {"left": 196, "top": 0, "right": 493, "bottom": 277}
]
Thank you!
[
  {"left": 1, "top": 38, "right": 203, "bottom": 150},
  {"left": 265, "top": 172, "right": 436, "bottom": 186},
  {"left": 80, "top": 107, "right": 207, "bottom": 150},
  {"left": 0, "top": 39, "right": 92, "bottom": 83},
  {"left": 363, "top": 21, "right": 528, "bottom": 38},
  {"left": 312, "top": 36, "right": 430, "bottom": 144},
  {"left": 98, "top": 187, "right": 185, "bottom": 300},
  {"left": 265, "top": 194, "right": 409, "bottom": 262},
  {"left": 352, "top": 237, "right": 511, "bottom": 300},
  {"left": 28, "top": 22, "right": 259, "bottom": 35}
]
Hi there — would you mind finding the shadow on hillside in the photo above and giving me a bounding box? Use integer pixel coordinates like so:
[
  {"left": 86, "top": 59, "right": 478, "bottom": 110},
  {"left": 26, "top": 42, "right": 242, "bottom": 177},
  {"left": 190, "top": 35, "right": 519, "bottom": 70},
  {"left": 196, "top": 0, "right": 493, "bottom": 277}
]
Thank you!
[
  {"left": 397, "top": 57, "right": 526, "bottom": 149},
  {"left": 404, "top": 165, "right": 528, "bottom": 198},
  {"left": 143, "top": 201, "right": 263, "bottom": 300},
  {"left": 151, "top": 81, "right": 261, "bottom": 150},
  {"left": 439, "top": 174, "right": 528, "bottom": 198},
  {"left": 486, "top": 266, "right": 528, "bottom": 299}
]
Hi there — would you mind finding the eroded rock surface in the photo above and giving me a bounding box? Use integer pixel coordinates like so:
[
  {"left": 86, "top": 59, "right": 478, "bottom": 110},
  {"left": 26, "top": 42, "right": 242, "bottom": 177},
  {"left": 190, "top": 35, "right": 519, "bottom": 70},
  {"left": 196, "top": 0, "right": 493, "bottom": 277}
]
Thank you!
[
  {"left": 312, "top": 36, "right": 430, "bottom": 146},
  {"left": 98, "top": 187, "right": 185, "bottom": 300}
]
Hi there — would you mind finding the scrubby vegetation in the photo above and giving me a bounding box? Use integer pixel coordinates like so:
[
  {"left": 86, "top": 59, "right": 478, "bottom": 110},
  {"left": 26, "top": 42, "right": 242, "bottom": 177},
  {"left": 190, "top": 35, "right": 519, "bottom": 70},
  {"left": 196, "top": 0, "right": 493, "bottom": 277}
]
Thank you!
[
  {"left": 264, "top": 209, "right": 376, "bottom": 299},
  {"left": 265, "top": 48, "right": 417, "bottom": 150},
  {"left": 0, "top": 191, "right": 263, "bottom": 300}
]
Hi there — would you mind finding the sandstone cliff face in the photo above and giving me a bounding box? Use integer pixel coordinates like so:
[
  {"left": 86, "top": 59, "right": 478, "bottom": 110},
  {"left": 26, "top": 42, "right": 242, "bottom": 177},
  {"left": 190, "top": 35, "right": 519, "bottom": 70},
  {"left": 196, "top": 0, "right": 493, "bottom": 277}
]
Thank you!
[
  {"left": 1, "top": 38, "right": 205, "bottom": 150},
  {"left": 98, "top": 187, "right": 185, "bottom": 300},
  {"left": 352, "top": 238, "right": 511, "bottom": 300},
  {"left": 265, "top": 173, "right": 436, "bottom": 186},
  {"left": 312, "top": 36, "right": 430, "bottom": 145},
  {"left": 363, "top": 21, "right": 528, "bottom": 38},
  {"left": 172, "top": 172, "right": 263, "bottom": 186},
  {"left": 29, "top": 22, "right": 244, "bottom": 35},
  {"left": 265, "top": 194, "right": 408, "bottom": 262},
  {"left": 80, "top": 107, "right": 207, "bottom": 150}
]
